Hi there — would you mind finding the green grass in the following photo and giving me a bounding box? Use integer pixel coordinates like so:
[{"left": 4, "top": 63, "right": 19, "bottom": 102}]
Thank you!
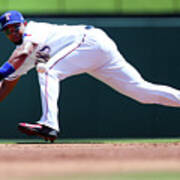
[
  {"left": 10, "top": 172, "right": 180, "bottom": 180},
  {"left": 121, "top": 0, "right": 175, "bottom": 13},
  {"left": 1, "top": 138, "right": 180, "bottom": 144},
  {"left": 56, "top": 138, "right": 180, "bottom": 144},
  {"left": 0, "top": 0, "right": 63, "bottom": 13},
  {"left": 0, "top": 0, "right": 180, "bottom": 14}
]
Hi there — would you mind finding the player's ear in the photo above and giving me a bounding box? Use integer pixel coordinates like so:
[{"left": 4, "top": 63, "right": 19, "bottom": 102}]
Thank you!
[{"left": 24, "top": 21, "right": 28, "bottom": 26}]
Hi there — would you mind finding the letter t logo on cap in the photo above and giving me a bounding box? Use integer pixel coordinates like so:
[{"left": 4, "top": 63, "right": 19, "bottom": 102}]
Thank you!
[{"left": 5, "top": 13, "right": 11, "bottom": 21}]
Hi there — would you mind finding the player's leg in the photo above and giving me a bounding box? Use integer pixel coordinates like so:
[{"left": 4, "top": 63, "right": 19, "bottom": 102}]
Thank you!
[
  {"left": 37, "top": 70, "right": 60, "bottom": 131},
  {"left": 89, "top": 54, "right": 180, "bottom": 107},
  {"left": 18, "top": 69, "right": 60, "bottom": 142}
]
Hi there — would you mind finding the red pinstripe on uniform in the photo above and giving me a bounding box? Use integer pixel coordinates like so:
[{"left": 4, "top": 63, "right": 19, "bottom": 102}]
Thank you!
[{"left": 44, "top": 34, "right": 86, "bottom": 121}]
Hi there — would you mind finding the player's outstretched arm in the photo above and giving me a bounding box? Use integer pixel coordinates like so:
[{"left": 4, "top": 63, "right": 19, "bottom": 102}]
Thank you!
[
  {"left": 0, "top": 77, "right": 20, "bottom": 102},
  {"left": 0, "top": 42, "right": 37, "bottom": 101},
  {"left": 0, "top": 42, "right": 37, "bottom": 81}
]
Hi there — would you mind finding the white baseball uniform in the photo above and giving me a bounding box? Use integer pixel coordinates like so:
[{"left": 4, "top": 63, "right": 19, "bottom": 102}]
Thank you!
[{"left": 6, "top": 21, "right": 180, "bottom": 131}]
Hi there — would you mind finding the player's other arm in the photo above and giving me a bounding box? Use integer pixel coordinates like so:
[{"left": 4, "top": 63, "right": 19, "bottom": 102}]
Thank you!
[{"left": 0, "top": 78, "right": 20, "bottom": 102}]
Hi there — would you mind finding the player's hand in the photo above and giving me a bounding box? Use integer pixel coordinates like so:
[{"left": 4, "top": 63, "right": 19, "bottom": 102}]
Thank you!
[{"left": 0, "top": 80, "right": 3, "bottom": 87}]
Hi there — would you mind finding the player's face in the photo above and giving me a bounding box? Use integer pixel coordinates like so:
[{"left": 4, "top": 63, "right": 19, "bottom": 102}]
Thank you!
[{"left": 3, "top": 23, "right": 25, "bottom": 45}]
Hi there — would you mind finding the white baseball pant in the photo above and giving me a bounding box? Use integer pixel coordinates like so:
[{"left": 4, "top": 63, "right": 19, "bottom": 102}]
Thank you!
[{"left": 37, "top": 27, "right": 180, "bottom": 131}]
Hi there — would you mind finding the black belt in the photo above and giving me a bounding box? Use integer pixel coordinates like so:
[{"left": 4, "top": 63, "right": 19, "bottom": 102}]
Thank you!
[{"left": 85, "top": 25, "right": 94, "bottom": 30}]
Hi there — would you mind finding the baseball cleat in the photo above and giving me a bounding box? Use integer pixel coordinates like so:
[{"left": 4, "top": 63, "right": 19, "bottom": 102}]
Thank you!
[{"left": 18, "top": 122, "right": 58, "bottom": 143}]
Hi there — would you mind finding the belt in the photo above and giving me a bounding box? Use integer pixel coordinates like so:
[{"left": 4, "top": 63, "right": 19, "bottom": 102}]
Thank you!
[{"left": 85, "top": 25, "right": 94, "bottom": 30}]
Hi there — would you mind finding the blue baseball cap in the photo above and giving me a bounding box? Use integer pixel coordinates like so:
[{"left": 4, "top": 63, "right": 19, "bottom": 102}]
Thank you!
[{"left": 0, "top": 10, "right": 24, "bottom": 30}]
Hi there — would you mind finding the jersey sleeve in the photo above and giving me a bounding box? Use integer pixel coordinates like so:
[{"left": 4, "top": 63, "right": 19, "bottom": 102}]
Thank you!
[{"left": 5, "top": 44, "right": 37, "bottom": 81}]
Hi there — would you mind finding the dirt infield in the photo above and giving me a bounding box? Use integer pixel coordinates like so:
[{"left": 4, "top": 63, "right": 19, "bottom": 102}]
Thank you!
[{"left": 1, "top": 142, "right": 180, "bottom": 179}]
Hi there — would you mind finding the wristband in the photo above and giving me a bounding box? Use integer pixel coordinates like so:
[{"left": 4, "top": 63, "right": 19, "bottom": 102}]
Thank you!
[{"left": 0, "top": 62, "right": 15, "bottom": 80}]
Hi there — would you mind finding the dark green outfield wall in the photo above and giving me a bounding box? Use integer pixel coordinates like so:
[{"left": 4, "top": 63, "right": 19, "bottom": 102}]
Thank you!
[{"left": 1, "top": 17, "right": 180, "bottom": 138}]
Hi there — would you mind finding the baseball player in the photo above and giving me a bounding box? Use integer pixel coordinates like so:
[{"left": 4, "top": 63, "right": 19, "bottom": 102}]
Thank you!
[{"left": 0, "top": 10, "right": 180, "bottom": 142}]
